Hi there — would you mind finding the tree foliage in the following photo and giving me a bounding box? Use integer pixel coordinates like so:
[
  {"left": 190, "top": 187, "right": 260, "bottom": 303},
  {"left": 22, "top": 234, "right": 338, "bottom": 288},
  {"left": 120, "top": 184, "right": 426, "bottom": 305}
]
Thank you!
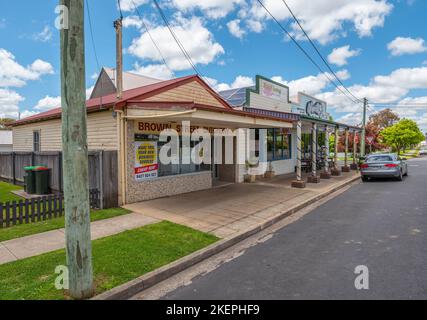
[
  {"left": 369, "top": 108, "right": 400, "bottom": 130},
  {"left": 380, "top": 119, "right": 425, "bottom": 154},
  {"left": 0, "top": 118, "right": 15, "bottom": 130}
]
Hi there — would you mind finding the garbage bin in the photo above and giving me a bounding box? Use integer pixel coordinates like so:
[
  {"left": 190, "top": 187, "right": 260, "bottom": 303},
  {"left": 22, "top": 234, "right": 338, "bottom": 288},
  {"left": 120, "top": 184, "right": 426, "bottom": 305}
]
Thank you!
[
  {"left": 34, "top": 166, "right": 50, "bottom": 195},
  {"left": 24, "top": 166, "right": 37, "bottom": 194}
]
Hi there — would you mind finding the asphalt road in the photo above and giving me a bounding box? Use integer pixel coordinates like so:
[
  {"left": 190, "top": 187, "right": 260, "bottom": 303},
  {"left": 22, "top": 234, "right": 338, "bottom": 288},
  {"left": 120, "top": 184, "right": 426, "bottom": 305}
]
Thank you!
[{"left": 164, "top": 157, "right": 427, "bottom": 300}]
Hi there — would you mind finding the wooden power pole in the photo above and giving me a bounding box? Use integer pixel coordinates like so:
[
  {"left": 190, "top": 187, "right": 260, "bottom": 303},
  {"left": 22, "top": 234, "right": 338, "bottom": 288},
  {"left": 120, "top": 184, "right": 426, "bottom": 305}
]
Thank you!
[
  {"left": 360, "top": 98, "right": 368, "bottom": 157},
  {"left": 60, "top": 0, "right": 94, "bottom": 299}
]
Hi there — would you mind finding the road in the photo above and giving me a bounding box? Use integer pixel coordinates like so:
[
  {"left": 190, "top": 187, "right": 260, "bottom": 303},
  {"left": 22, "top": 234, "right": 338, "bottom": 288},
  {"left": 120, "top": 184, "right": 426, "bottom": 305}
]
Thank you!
[{"left": 159, "top": 157, "right": 427, "bottom": 300}]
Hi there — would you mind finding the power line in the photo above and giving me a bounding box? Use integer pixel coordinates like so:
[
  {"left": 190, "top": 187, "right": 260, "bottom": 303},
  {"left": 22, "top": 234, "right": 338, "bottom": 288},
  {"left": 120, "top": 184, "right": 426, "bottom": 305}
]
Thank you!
[
  {"left": 256, "top": 0, "right": 360, "bottom": 105},
  {"left": 117, "top": 0, "right": 124, "bottom": 20},
  {"left": 86, "top": 0, "right": 100, "bottom": 70},
  {"left": 86, "top": 0, "right": 103, "bottom": 107},
  {"left": 281, "top": 0, "right": 362, "bottom": 104},
  {"left": 130, "top": 0, "right": 173, "bottom": 75},
  {"left": 152, "top": 0, "right": 204, "bottom": 77}
]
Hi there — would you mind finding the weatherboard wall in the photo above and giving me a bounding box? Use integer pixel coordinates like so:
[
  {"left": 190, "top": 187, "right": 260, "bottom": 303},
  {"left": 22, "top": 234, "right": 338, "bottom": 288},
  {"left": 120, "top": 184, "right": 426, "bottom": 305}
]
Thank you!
[{"left": 12, "top": 110, "right": 118, "bottom": 152}]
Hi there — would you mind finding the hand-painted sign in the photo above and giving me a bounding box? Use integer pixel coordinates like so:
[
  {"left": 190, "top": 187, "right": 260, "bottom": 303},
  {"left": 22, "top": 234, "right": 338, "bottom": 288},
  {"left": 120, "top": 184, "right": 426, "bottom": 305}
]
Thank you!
[
  {"left": 298, "top": 94, "right": 329, "bottom": 120},
  {"left": 259, "top": 78, "right": 288, "bottom": 102},
  {"left": 134, "top": 141, "right": 158, "bottom": 181}
]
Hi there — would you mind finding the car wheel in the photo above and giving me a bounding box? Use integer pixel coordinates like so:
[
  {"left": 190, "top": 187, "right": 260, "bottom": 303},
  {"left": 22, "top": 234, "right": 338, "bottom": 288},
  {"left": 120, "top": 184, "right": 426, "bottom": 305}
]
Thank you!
[
  {"left": 397, "top": 171, "right": 403, "bottom": 181},
  {"left": 361, "top": 176, "right": 369, "bottom": 182}
]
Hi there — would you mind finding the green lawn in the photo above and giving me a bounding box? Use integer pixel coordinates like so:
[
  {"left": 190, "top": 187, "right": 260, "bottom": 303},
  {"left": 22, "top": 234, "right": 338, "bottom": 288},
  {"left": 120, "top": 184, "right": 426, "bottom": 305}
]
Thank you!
[
  {"left": 0, "top": 221, "right": 218, "bottom": 300},
  {"left": 0, "top": 181, "right": 22, "bottom": 203},
  {"left": 0, "top": 207, "right": 131, "bottom": 242}
]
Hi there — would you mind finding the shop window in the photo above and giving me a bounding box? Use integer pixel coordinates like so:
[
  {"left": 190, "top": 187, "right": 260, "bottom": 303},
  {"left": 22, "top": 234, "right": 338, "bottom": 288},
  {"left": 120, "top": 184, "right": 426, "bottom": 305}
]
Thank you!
[
  {"left": 136, "top": 134, "right": 211, "bottom": 178},
  {"left": 33, "top": 131, "right": 40, "bottom": 152},
  {"left": 267, "top": 129, "right": 292, "bottom": 161}
]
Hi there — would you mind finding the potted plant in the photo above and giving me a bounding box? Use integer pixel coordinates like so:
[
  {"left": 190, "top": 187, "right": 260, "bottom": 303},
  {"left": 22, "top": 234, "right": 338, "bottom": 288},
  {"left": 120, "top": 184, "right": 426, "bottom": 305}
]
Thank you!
[{"left": 264, "top": 161, "right": 275, "bottom": 178}]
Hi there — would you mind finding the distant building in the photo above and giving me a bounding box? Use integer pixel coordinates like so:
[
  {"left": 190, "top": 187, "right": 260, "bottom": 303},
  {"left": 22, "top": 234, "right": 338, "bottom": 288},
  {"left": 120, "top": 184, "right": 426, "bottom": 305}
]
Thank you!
[
  {"left": 90, "top": 67, "right": 163, "bottom": 99},
  {"left": 0, "top": 130, "right": 12, "bottom": 152}
]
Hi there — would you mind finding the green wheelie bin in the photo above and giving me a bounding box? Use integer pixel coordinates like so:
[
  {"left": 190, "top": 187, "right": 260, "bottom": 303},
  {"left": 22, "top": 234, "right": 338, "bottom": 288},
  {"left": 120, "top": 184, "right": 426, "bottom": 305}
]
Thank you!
[
  {"left": 24, "top": 166, "right": 37, "bottom": 194},
  {"left": 34, "top": 166, "right": 50, "bottom": 195}
]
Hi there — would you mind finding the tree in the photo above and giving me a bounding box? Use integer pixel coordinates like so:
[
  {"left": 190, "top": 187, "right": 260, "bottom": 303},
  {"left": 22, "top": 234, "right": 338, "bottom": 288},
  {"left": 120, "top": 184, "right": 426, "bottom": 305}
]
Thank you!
[
  {"left": 369, "top": 108, "right": 400, "bottom": 130},
  {"left": 380, "top": 119, "right": 425, "bottom": 155},
  {"left": 0, "top": 118, "right": 15, "bottom": 130}
]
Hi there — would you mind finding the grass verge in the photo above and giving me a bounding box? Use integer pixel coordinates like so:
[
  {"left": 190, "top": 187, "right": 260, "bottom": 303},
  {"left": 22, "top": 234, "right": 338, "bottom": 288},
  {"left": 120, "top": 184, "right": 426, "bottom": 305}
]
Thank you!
[
  {"left": 0, "top": 181, "right": 22, "bottom": 203},
  {"left": 0, "top": 221, "right": 218, "bottom": 300},
  {"left": 0, "top": 208, "right": 131, "bottom": 242}
]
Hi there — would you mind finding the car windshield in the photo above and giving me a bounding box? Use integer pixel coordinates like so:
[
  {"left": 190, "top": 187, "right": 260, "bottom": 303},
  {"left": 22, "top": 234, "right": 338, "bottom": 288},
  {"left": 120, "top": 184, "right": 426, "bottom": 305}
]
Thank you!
[{"left": 367, "top": 155, "right": 394, "bottom": 162}]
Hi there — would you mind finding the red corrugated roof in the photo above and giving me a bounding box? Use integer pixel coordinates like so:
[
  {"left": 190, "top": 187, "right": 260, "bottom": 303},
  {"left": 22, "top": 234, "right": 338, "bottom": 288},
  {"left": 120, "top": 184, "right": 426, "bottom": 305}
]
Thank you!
[{"left": 12, "top": 74, "right": 232, "bottom": 126}]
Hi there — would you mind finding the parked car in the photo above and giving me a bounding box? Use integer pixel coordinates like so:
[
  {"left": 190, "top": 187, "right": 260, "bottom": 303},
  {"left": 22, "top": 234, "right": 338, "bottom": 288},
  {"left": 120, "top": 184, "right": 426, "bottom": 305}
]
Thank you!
[
  {"left": 419, "top": 148, "right": 427, "bottom": 155},
  {"left": 360, "top": 153, "right": 408, "bottom": 182}
]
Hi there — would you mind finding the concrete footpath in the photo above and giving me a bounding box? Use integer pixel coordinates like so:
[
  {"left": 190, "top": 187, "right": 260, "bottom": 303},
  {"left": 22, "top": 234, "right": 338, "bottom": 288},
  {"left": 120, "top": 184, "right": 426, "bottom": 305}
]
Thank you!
[
  {"left": 125, "top": 171, "right": 360, "bottom": 238},
  {"left": 0, "top": 213, "right": 159, "bottom": 265}
]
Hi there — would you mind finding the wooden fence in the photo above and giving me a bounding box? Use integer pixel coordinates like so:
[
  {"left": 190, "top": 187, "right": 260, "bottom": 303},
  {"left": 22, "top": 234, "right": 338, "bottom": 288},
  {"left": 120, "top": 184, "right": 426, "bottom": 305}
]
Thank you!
[
  {"left": 0, "top": 151, "right": 118, "bottom": 208},
  {"left": 0, "top": 190, "right": 100, "bottom": 229}
]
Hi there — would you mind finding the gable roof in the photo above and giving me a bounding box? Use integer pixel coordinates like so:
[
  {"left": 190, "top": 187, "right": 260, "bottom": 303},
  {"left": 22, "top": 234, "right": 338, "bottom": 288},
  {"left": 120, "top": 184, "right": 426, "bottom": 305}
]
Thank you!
[
  {"left": 90, "top": 67, "right": 163, "bottom": 99},
  {"left": 11, "top": 75, "right": 232, "bottom": 126}
]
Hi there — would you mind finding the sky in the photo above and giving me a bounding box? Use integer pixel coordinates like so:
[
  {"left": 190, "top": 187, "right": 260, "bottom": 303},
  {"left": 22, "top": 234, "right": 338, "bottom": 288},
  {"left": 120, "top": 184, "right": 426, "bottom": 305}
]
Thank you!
[{"left": 1, "top": 0, "right": 427, "bottom": 131}]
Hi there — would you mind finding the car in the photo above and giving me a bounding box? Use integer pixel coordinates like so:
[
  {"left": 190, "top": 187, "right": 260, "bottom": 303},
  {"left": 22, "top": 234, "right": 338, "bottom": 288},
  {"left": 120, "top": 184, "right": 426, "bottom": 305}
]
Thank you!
[
  {"left": 360, "top": 153, "right": 408, "bottom": 182},
  {"left": 419, "top": 148, "right": 427, "bottom": 155}
]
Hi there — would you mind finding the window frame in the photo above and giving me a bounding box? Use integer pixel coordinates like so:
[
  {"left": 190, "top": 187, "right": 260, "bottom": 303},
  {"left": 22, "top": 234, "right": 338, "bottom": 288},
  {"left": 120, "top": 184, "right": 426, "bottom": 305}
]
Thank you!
[
  {"left": 33, "top": 130, "right": 40, "bottom": 152},
  {"left": 267, "top": 129, "right": 292, "bottom": 161}
]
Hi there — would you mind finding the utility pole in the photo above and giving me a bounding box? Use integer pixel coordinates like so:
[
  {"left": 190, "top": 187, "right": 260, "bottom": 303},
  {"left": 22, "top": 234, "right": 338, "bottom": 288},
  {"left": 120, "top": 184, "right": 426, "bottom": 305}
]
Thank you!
[
  {"left": 114, "top": 18, "right": 123, "bottom": 99},
  {"left": 360, "top": 98, "right": 368, "bottom": 157},
  {"left": 60, "top": 0, "right": 94, "bottom": 299}
]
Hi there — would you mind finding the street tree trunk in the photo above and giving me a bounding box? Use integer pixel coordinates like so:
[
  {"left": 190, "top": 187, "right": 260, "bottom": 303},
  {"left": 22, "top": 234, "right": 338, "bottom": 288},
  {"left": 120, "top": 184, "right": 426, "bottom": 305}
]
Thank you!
[{"left": 60, "top": 0, "right": 94, "bottom": 299}]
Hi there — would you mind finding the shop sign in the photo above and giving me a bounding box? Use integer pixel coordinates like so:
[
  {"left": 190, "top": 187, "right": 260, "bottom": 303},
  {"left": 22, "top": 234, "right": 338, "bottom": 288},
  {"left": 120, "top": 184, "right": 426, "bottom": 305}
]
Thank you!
[
  {"left": 134, "top": 141, "right": 158, "bottom": 181},
  {"left": 298, "top": 94, "right": 329, "bottom": 120},
  {"left": 260, "top": 78, "right": 288, "bottom": 102},
  {"left": 137, "top": 121, "right": 226, "bottom": 135}
]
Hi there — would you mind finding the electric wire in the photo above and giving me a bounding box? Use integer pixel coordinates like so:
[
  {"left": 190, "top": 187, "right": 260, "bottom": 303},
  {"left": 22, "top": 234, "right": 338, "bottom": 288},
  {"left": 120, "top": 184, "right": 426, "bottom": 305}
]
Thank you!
[
  {"left": 281, "top": 0, "right": 362, "bottom": 104},
  {"left": 256, "top": 0, "right": 360, "bottom": 106}
]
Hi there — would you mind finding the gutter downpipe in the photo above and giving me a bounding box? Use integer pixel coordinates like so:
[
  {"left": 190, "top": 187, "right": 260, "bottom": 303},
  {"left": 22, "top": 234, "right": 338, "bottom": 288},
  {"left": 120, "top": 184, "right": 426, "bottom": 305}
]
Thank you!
[{"left": 116, "top": 108, "right": 127, "bottom": 206}]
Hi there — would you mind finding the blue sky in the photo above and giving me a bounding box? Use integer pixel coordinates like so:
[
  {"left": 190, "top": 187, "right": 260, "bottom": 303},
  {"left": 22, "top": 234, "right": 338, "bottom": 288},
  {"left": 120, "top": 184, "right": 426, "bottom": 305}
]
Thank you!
[{"left": 1, "top": 0, "right": 427, "bottom": 131}]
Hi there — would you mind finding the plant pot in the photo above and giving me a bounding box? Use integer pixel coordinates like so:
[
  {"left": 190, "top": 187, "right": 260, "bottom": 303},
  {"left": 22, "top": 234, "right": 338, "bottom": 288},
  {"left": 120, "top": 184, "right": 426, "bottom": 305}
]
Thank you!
[
  {"left": 264, "top": 171, "right": 275, "bottom": 179},
  {"left": 244, "top": 174, "right": 256, "bottom": 183}
]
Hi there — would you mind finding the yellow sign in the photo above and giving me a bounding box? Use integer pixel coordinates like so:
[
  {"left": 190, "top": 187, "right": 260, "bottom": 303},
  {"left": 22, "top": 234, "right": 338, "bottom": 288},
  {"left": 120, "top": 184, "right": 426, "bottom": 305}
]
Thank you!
[{"left": 134, "top": 141, "right": 158, "bottom": 181}]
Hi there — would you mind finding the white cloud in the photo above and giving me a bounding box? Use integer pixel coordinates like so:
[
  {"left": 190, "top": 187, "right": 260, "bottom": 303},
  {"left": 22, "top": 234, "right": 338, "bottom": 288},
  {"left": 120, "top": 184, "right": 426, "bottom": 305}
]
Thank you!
[
  {"left": 0, "top": 88, "right": 24, "bottom": 118},
  {"left": 133, "top": 63, "right": 174, "bottom": 80},
  {"left": 328, "top": 45, "right": 361, "bottom": 66},
  {"left": 272, "top": 69, "right": 351, "bottom": 97},
  {"left": 119, "top": 0, "right": 148, "bottom": 12},
  {"left": 246, "top": 0, "right": 393, "bottom": 44},
  {"left": 20, "top": 110, "right": 38, "bottom": 119},
  {"left": 316, "top": 66, "right": 427, "bottom": 116},
  {"left": 227, "top": 19, "right": 245, "bottom": 39},
  {"left": 86, "top": 86, "right": 94, "bottom": 99},
  {"left": 205, "top": 75, "right": 254, "bottom": 92},
  {"left": 128, "top": 16, "right": 224, "bottom": 71},
  {"left": 122, "top": 15, "right": 144, "bottom": 29},
  {"left": 387, "top": 36, "right": 427, "bottom": 56},
  {"left": 34, "top": 96, "right": 61, "bottom": 111},
  {"left": 0, "top": 49, "right": 54, "bottom": 87},
  {"left": 33, "top": 25, "right": 53, "bottom": 42},
  {"left": 171, "top": 0, "right": 244, "bottom": 19},
  {"left": 373, "top": 67, "right": 427, "bottom": 89},
  {"left": 246, "top": 19, "right": 264, "bottom": 33},
  {"left": 336, "top": 112, "right": 362, "bottom": 125}
]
